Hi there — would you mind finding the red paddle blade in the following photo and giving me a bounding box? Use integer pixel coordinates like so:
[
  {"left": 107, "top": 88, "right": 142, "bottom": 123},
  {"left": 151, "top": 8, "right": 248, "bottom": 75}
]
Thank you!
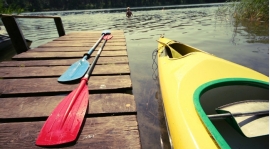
[{"left": 36, "top": 79, "right": 89, "bottom": 146}]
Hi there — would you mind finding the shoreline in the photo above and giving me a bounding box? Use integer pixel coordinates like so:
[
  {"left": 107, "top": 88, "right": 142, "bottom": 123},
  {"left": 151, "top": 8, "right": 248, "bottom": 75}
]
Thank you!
[{"left": 21, "top": 3, "right": 225, "bottom": 15}]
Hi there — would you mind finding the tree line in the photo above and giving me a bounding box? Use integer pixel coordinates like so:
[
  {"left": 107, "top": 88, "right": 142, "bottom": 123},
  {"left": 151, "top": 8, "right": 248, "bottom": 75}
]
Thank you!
[{"left": 2, "top": 0, "right": 225, "bottom": 12}]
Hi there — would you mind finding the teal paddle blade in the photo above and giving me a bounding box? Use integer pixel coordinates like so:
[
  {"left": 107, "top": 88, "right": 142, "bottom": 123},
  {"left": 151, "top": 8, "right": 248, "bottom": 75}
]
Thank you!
[{"left": 58, "top": 59, "right": 89, "bottom": 82}]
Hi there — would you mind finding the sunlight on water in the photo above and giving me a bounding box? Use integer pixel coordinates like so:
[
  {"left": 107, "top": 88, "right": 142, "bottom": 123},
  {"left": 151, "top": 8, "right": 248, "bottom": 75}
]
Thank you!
[{"left": 8, "top": 5, "right": 269, "bottom": 149}]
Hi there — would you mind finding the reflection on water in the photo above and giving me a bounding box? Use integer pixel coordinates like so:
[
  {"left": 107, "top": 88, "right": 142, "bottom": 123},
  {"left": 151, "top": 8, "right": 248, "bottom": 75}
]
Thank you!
[
  {"left": 2, "top": 5, "right": 269, "bottom": 149},
  {"left": 233, "top": 20, "right": 269, "bottom": 44}
]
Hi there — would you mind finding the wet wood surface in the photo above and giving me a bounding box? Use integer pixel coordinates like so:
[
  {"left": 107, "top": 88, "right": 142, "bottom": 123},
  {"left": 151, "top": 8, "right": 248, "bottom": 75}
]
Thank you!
[{"left": 0, "top": 30, "right": 140, "bottom": 148}]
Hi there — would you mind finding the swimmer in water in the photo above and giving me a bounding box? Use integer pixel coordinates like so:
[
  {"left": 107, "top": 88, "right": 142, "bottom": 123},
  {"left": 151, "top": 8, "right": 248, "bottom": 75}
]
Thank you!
[{"left": 126, "top": 7, "right": 133, "bottom": 18}]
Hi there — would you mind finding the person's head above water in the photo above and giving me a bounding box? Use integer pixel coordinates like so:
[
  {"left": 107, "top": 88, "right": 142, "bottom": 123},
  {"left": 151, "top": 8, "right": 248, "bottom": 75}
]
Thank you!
[{"left": 126, "top": 7, "right": 133, "bottom": 17}]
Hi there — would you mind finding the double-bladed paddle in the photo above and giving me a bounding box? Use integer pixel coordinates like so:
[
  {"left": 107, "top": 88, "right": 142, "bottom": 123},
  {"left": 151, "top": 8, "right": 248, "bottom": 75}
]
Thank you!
[
  {"left": 58, "top": 30, "right": 111, "bottom": 83},
  {"left": 35, "top": 34, "right": 113, "bottom": 146},
  {"left": 208, "top": 110, "right": 268, "bottom": 119}
]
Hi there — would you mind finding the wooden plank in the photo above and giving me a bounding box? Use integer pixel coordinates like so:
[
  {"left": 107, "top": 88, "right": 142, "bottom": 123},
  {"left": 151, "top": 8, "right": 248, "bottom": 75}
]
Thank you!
[
  {"left": 0, "top": 64, "right": 130, "bottom": 78},
  {"left": 0, "top": 93, "right": 135, "bottom": 119},
  {"left": 52, "top": 38, "right": 125, "bottom": 43},
  {"left": 54, "top": 37, "right": 126, "bottom": 42},
  {"left": 0, "top": 115, "right": 140, "bottom": 149},
  {"left": 31, "top": 46, "right": 127, "bottom": 52},
  {"left": 12, "top": 51, "right": 128, "bottom": 60},
  {"left": 65, "top": 33, "right": 125, "bottom": 38},
  {"left": 39, "top": 41, "right": 126, "bottom": 47},
  {"left": 0, "top": 57, "right": 129, "bottom": 67},
  {"left": 0, "top": 75, "right": 132, "bottom": 95},
  {"left": 60, "top": 34, "right": 125, "bottom": 37},
  {"left": 64, "top": 34, "right": 125, "bottom": 38},
  {"left": 55, "top": 36, "right": 126, "bottom": 41},
  {"left": 68, "top": 30, "right": 125, "bottom": 34},
  {"left": 63, "top": 35, "right": 126, "bottom": 39}
]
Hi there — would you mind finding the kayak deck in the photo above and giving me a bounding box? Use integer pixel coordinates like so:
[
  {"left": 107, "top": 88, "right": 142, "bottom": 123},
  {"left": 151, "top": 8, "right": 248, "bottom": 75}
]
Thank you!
[{"left": 0, "top": 30, "right": 141, "bottom": 148}]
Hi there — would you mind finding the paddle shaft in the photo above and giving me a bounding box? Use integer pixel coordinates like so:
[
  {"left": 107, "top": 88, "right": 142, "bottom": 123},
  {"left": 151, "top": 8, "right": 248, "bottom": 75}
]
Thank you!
[
  {"left": 84, "top": 36, "right": 109, "bottom": 80},
  {"left": 82, "top": 34, "right": 105, "bottom": 60},
  {"left": 208, "top": 110, "right": 269, "bottom": 119}
]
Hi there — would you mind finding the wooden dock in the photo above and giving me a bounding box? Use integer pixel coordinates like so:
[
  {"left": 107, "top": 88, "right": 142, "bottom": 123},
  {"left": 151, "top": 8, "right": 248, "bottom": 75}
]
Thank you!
[{"left": 0, "top": 30, "right": 141, "bottom": 148}]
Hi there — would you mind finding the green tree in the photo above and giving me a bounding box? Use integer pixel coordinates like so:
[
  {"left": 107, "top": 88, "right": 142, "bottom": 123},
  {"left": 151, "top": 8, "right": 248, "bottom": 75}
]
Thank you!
[{"left": 0, "top": 0, "right": 24, "bottom": 14}]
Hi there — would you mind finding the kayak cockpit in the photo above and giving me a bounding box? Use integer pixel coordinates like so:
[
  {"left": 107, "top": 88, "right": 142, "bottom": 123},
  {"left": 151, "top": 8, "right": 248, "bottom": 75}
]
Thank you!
[
  {"left": 194, "top": 78, "right": 269, "bottom": 148},
  {"left": 157, "top": 37, "right": 207, "bottom": 58}
]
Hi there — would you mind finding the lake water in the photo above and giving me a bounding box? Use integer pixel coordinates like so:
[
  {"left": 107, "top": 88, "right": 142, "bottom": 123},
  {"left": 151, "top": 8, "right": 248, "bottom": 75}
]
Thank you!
[{"left": 1, "top": 4, "right": 269, "bottom": 149}]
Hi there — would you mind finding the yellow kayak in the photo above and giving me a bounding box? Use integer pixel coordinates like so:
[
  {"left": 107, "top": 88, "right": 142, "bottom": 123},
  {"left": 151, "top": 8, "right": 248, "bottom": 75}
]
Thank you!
[{"left": 157, "top": 37, "right": 269, "bottom": 149}]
